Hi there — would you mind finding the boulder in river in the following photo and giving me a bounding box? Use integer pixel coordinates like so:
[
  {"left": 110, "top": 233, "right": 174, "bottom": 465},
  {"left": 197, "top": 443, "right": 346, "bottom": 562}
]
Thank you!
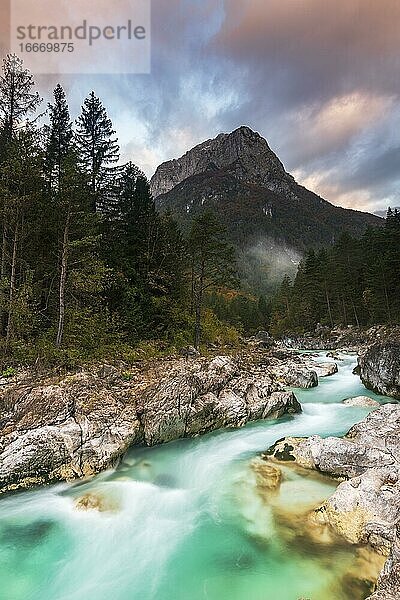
[
  {"left": 327, "top": 351, "right": 342, "bottom": 360},
  {"left": 283, "top": 368, "right": 318, "bottom": 389},
  {"left": 317, "top": 466, "right": 400, "bottom": 549},
  {"left": 140, "top": 357, "right": 302, "bottom": 445},
  {"left": 367, "top": 523, "right": 400, "bottom": 599},
  {"left": 75, "top": 492, "right": 120, "bottom": 512},
  {"left": 0, "top": 371, "right": 144, "bottom": 494},
  {"left": 342, "top": 396, "right": 380, "bottom": 408},
  {"left": 358, "top": 342, "right": 400, "bottom": 400},
  {"left": 312, "top": 362, "right": 338, "bottom": 377}
]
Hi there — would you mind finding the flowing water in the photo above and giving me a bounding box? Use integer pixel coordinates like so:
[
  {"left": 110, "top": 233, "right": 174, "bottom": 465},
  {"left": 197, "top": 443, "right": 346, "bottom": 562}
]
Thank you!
[{"left": 0, "top": 353, "right": 392, "bottom": 600}]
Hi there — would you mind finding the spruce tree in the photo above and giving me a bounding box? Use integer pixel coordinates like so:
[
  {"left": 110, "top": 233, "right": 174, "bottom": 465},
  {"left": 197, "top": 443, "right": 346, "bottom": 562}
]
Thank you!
[
  {"left": 0, "top": 130, "right": 43, "bottom": 345},
  {"left": 104, "top": 163, "right": 170, "bottom": 339},
  {"left": 107, "top": 162, "right": 155, "bottom": 275},
  {"left": 44, "top": 84, "right": 73, "bottom": 189},
  {"left": 75, "top": 92, "right": 119, "bottom": 210},
  {"left": 0, "top": 54, "right": 41, "bottom": 149},
  {"left": 53, "top": 151, "right": 104, "bottom": 347}
]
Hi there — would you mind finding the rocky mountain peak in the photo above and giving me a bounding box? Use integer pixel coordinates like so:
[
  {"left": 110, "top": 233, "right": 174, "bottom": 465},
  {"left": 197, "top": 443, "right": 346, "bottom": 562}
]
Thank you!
[
  {"left": 150, "top": 126, "right": 382, "bottom": 296},
  {"left": 150, "top": 126, "right": 292, "bottom": 199}
]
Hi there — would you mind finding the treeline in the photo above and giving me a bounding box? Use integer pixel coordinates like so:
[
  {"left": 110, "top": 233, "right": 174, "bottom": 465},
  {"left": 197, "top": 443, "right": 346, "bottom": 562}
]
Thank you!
[
  {"left": 0, "top": 54, "right": 266, "bottom": 366},
  {"left": 271, "top": 210, "right": 400, "bottom": 334}
]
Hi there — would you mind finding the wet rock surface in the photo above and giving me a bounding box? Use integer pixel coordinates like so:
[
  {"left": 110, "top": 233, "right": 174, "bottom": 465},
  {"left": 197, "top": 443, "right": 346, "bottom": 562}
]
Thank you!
[
  {"left": 264, "top": 348, "right": 340, "bottom": 388},
  {"left": 359, "top": 341, "right": 400, "bottom": 400},
  {"left": 342, "top": 396, "right": 380, "bottom": 407},
  {"left": 138, "top": 356, "right": 302, "bottom": 445},
  {"left": 312, "top": 362, "right": 338, "bottom": 377},
  {"left": 368, "top": 524, "right": 400, "bottom": 600},
  {"left": 0, "top": 353, "right": 303, "bottom": 494},
  {"left": 280, "top": 367, "right": 318, "bottom": 389},
  {"left": 264, "top": 404, "right": 400, "bottom": 600},
  {"left": 0, "top": 369, "right": 144, "bottom": 494}
]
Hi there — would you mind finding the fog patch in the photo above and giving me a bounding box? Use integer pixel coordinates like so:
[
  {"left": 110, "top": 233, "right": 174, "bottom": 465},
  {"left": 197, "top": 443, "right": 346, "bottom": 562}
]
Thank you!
[{"left": 239, "top": 239, "right": 301, "bottom": 295}]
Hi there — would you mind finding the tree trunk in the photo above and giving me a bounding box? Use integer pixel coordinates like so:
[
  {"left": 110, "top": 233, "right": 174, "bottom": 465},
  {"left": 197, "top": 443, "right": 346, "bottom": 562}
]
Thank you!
[
  {"left": 351, "top": 298, "right": 360, "bottom": 327},
  {"left": 325, "top": 285, "right": 334, "bottom": 328},
  {"left": 56, "top": 212, "right": 70, "bottom": 348},
  {"left": 194, "top": 296, "right": 202, "bottom": 350},
  {"left": 0, "top": 224, "right": 7, "bottom": 336},
  {"left": 342, "top": 296, "right": 348, "bottom": 325},
  {"left": 6, "top": 222, "right": 18, "bottom": 345},
  {"left": 193, "top": 261, "right": 205, "bottom": 350},
  {"left": 285, "top": 297, "right": 290, "bottom": 318},
  {"left": 190, "top": 260, "right": 195, "bottom": 314},
  {"left": 1, "top": 224, "right": 7, "bottom": 279},
  {"left": 381, "top": 269, "right": 392, "bottom": 323}
]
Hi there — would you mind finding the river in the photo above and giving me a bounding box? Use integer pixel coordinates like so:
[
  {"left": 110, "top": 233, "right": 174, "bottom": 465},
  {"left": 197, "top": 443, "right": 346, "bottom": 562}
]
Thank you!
[{"left": 0, "top": 353, "right": 391, "bottom": 600}]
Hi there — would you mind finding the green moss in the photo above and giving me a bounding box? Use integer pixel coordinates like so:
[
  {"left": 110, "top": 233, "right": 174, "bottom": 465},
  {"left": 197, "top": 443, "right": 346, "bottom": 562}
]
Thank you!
[{"left": 1, "top": 367, "right": 16, "bottom": 378}]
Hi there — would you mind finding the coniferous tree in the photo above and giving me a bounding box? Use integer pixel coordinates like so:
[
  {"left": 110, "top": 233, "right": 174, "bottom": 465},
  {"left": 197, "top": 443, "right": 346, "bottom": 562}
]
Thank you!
[
  {"left": 54, "top": 151, "right": 104, "bottom": 347},
  {"left": 44, "top": 84, "right": 73, "bottom": 189},
  {"left": 271, "top": 211, "right": 400, "bottom": 333},
  {"left": 271, "top": 275, "right": 293, "bottom": 331},
  {"left": 75, "top": 92, "right": 119, "bottom": 210},
  {"left": 0, "top": 54, "right": 41, "bottom": 151},
  {"left": 0, "top": 56, "right": 42, "bottom": 342},
  {"left": 0, "top": 130, "right": 43, "bottom": 345},
  {"left": 104, "top": 164, "right": 187, "bottom": 341}
]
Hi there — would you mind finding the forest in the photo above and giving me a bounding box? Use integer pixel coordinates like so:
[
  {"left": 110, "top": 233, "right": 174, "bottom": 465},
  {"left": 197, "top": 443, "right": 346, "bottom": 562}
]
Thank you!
[
  {"left": 0, "top": 53, "right": 397, "bottom": 368},
  {"left": 271, "top": 210, "right": 400, "bottom": 334},
  {"left": 0, "top": 54, "right": 267, "bottom": 367}
]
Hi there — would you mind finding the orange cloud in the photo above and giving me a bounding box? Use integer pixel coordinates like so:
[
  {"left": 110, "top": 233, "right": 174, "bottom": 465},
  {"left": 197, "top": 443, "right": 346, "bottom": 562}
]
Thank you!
[
  {"left": 293, "top": 167, "right": 379, "bottom": 212},
  {"left": 215, "top": 0, "right": 400, "bottom": 60},
  {"left": 288, "top": 92, "right": 394, "bottom": 161}
]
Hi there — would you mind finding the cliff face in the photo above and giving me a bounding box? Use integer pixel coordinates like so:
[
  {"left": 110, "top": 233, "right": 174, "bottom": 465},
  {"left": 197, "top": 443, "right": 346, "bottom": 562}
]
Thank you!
[{"left": 150, "top": 126, "right": 293, "bottom": 199}]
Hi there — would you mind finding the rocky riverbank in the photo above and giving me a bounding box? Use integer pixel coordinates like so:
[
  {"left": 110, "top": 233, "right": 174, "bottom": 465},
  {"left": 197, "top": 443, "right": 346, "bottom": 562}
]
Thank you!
[
  {"left": 1, "top": 335, "right": 398, "bottom": 595},
  {"left": 262, "top": 403, "right": 400, "bottom": 599},
  {"left": 0, "top": 339, "right": 379, "bottom": 496},
  {"left": 0, "top": 350, "right": 319, "bottom": 495},
  {"left": 282, "top": 325, "right": 400, "bottom": 354}
]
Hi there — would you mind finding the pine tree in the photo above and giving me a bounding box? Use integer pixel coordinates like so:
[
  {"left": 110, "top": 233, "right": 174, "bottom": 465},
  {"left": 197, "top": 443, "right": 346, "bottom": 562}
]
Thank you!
[
  {"left": 75, "top": 92, "right": 119, "bottom": 210},
  {"left": 53, "top": 151, "right": 104, "bottom": 347},
  {"left": 0, "top": 130, "right": 43, "bottom": 346},
  {"left": 103, "top": 164, "right": 188, "bottom": 340},
  {"left": 44, "top": 84, "right": 73, "bottom": 189},
  {"left": 0, "top": 54, "right": 41, "bottom": 149}
]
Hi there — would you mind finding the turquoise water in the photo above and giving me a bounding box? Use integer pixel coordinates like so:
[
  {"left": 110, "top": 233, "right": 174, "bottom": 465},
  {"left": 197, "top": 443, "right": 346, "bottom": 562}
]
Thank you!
[{"left": 0, "top": 354, "right": 391, "bottom": 600}]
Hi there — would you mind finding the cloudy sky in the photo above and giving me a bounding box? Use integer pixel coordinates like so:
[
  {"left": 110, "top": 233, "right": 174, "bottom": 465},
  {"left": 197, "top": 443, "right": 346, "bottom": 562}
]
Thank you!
[{"left": 1, "top": 0, "right": 400, "bottom": 213}]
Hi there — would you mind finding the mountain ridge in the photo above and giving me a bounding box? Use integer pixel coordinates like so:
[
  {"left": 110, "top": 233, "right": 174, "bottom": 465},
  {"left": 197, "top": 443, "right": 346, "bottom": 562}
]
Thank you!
[
  {"left": 150, "top": 126, "right": 382, "bottom": 293},
  {"left": 150, "top": 126, "right": 295, "bottom": 198}
]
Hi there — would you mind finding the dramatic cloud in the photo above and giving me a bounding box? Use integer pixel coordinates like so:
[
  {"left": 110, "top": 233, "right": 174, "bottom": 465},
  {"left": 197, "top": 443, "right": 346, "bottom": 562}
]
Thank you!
[{"left": 1, "top": 0, "right": 400, "bottom": 212}]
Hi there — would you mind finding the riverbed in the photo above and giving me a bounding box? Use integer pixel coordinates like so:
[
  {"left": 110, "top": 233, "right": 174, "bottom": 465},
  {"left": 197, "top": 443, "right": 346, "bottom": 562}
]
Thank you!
[{"left": 0, "top": 353, "right": 391, "bottom": 599}]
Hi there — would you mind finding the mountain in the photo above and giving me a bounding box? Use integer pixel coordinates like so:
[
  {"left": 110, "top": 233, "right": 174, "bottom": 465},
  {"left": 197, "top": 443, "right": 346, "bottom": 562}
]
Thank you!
[
  {"left": 150, "top": 126, "right": 382, "bottom": 293},
  {"left": 150, "top": 126, "right": 293, "bottom": 198}
]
